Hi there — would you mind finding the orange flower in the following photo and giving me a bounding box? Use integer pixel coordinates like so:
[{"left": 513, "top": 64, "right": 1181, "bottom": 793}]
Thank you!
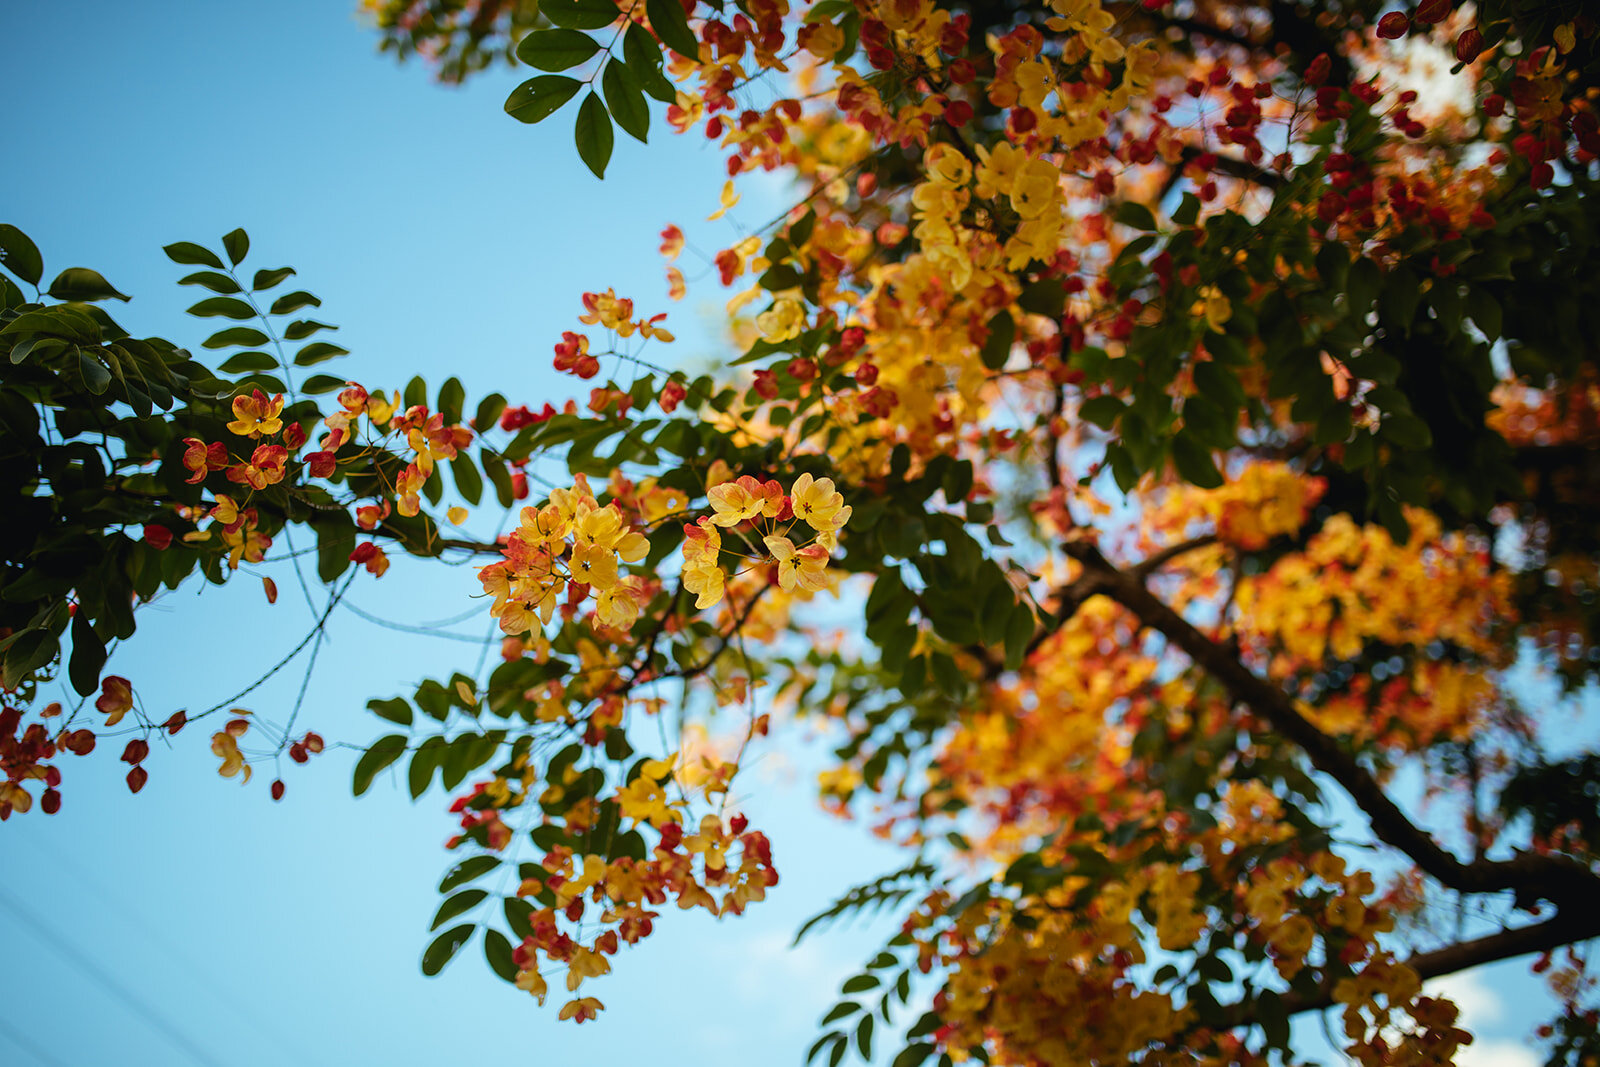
[
  {"left": 226, "top": 389, "right": 284, "bottom": 438},
  {"left": 226, "top": 445, "right": 289, "bottom": 490},
  {"left": 557, "top": 997, "right": 603, "bottom": 1023},
  {"left": 181, "top": 438, "right": 228, "bottom": 483},
  {"left": 95, "top": 676, "right": 134, "bottom": 726}
]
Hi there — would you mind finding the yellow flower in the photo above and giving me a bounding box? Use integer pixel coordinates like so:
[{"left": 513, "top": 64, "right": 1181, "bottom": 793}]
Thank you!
[
  {"left": 765, "top": 535, "right": 830, "bottom": 591},
  {"left": 707, "top": 477, "right": 768, "bottom": 527},
  {"left": 595, "top": 582, "right": 641, "bottom": 630},
  {"left": 756, "top": 298, "right": 806, "bottom": 343},
  {"left": 683, "top": 561, "right": 726, "bottom": 609},
  {"left": 707, "top": 179, "right": 740, "bottom": 221},
  {"left": 226, "top": 389, "right": 284, "bottom": 438},
  {"left": 789, "top": 473, "right": 848, "bottom": 531},
  {"left": 1010, "top": 158, "right": 1062, "bottom": 219},
  {"left": 557, "top": 996, "right": 603, "bottom": 1023},
  {"left": 516, "top": 967, "right": 549, "bottom": 1004},
  {"left": 569, "top": 542, "right": 619, "bottom": 591}
]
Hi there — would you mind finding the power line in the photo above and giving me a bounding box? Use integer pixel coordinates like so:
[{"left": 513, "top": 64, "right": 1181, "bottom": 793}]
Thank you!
[
  {"left": 13, "top": 835, "right": 329, "bottom": 1067},
  {"left": 0, "top": 885, "right": 228, "bottom": 1067},
  {"left": 0, "top": 1013, "right": 71, "bottom": 1067}
]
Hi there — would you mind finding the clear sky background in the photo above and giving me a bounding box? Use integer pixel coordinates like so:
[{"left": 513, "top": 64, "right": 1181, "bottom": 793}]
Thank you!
[{"left": 0, "top": 3, "right": 1568, "bottom": 1066}]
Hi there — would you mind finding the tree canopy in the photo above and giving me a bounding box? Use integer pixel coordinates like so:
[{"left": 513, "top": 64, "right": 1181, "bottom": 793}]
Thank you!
[{"left": 6, "top": 0, "right": 1600, "bottom": 1062}]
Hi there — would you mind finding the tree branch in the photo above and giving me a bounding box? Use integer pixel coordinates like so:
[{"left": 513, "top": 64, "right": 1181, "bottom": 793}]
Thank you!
[
  {"left": 1220, "top": 906, "right": 1600, "bottom": 1030},
  {"left": 1064, "top": 540, "right": 1600, "bottom": 910}
]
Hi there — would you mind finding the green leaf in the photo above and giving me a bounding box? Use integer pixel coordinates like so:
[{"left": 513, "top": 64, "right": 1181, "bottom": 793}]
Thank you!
[
  {"left": 891, "top": 1043, "right": 936, "bottom": 1067},
  {"left": 623, "top": 22, "right": 676, "bottom": 102},
  {"left": 1381, "top": 410, "right": 1433, "bottom": 449},
  {"left": 505, "top": 75, "right": 584, "bottom": 124},
  {"left": 515, "top": 28, "right": 601, "bottom": 72},
  {"left": 574, "top": 92, "right": 614, "bottom": 179},
  {"left": 269, "top": 290, "right": 321, "bottom": 315},
  {"left": 163, "top": 242, "right": 225, "bottom": 269},
  {"left": 483, "top": 451, "right": 515, "bottom": 507},
  {"left": 221, "top": 228, "right": 249, "bottom": 266},
  {"left": 431, "top": 889, "right": 488, "bottom": 930},
  {"left": 294, "top": 342, "right": 348, "bottom": 366},
  {"left": 603, "top": 60, "right": 649, "bottom": 143},
  {"left": 1078, "top": 395, "right": 1123, "bottom": 430},
  {"left": 646, "top": 0, "right": 699, "bottom": 58},
  {"left": 1114, "top": 201, "right": 1158, "bottom": 231},
  {"left": 1, "top": 628, "right": 59, "bottom": 691},
  {"left": 420, "top": 923, "right": 474, "bottom": 977},
  {"left": 67, "top": 610, "right": 106, "bottom": 698},
  {"left": 1017, "top": 276, "right": 1065, "bottom": 317},
  {"left": 404, "top": 374, "right": 428, "bottom": 410},
  {"left": 187, "top": 296, "right": 257, "bottom": 320},
  {"left": 282, "top": 319, "right": 335, "bottom": 341},
  {"left": 856, "top": 1013, "right": 874, "bottom": 1061},
  {"left": 303, "top": 374, "right": 345, "bottom": 394},
  {"left": 1170, "top": 430, "right": 1224, "bottom": 489},
  {"left": 438, "top": 377, "right": 466, "bottom": 424},
  {"left": 474, "top": 393, "right": 507, "bottom": 432},
  {"left": 409, "top": 736, "right": 445, "bottom": 798},
  {"left": 352, "top": 734, "right": 408, "bottom": 796},
  {"left": 203, "top": 326, "right": 269, "bottom": 349},
  {"left": 252, "top": 266, "right": 295, "bottom": 290},
  {"left": 1170, "top": 192, "right": 1200, "bottom": 227},
  {"left": 1003, "top": 602, "right": 1033, "bottom": 670},
  {"left": 483, "top": 929, "right": 517, "bottom": 982},
  {"left": 451, "top": 454, "right": 484, "bottom": 506},
  {"left": 368, "top": 696, "right": 413, "bottom": 726},
  {"left": 1345, "top": 257, "right": 1380, "bottom": 317},
  {"left": 0, "top": 224, "right": 43, "bottom": 285},
  {"left": 541, "top": 0, "right": 623, "bottom": 29},
  {"left": 48, "top": 268, "right": 129, "bottom": 302},
  {"left": 504, "top": 897, "right": 535, "bottom": 940},
  {"left": 178, "top": 270, "right": 242, "bottom": 294},
  {"left": 980, "top": 310, "right": 1014, "bottom": 371},
  {"left": 218, "top": 351, "right": 278, "bottom": 374},
  {"left": 77, "top": 349, "right": 112, "bottom": 394},
  {"left": 1470, "top": 289, "right": 1503, "bottom": 341},
  {"left": 841, "top": 974, "right": 879, "bottom": 994}
]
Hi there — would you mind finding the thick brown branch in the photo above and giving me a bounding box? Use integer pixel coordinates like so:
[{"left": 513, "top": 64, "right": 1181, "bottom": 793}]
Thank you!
[
  {"left": 1221, "top": 907, "right": 1600, "bottom": 1030},
  {"left": 1064, "top": 541, "right": 1600, "bottom": 910}
]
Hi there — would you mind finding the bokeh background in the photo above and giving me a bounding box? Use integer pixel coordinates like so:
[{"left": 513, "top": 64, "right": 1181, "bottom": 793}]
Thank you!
[{"left": 0, "top": 4, "right": 1561, "bottom": 1064}]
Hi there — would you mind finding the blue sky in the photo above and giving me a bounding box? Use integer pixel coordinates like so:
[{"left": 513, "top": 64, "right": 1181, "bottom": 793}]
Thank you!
[
  {"left": 1, "top": 4, "right": 910, "bottom": 1064},
  {"left": 0, "top": 3, "right": 1571, "bottom": 1065}
]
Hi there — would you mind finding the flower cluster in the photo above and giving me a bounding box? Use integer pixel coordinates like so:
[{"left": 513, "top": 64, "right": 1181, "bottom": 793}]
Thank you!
[
  {"left": 481, "top": 479, "right": 651, "bottom": 635},
  {"left": 683, "top": 473, "right": 850, "bottom": 609}
]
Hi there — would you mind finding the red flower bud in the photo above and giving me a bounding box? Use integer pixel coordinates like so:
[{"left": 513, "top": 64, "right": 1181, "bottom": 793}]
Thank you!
[
  {"left": 126, "top": 766, "right": 148, "bottom": 794},
  {"left": 271, "top": 779, "right": 285, "bottom": 801},
  {"left": 1455, "top": 28, "right": 1484, "bottom": 62},
  {"left": 1377, "top": 12, "right": 1410, "bottom": 39},
  {"left": 1415, "top": 0, "right": 1451, "bottom": 23}
]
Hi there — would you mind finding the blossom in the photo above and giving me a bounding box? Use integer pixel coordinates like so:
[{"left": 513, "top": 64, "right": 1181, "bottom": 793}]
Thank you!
[
  {"left": 765, "top": 535, "right": 830, "bottom": 591},
  {"left": 95, "top": 676, "right": 133, "bottom": 726},
  {"left": 226, "top": 445, "right": 288, "bottom": 490},
  {"left": 181, "top": 438, "right": 228, "bottom": 483},
  {"left": 707, "top": 475, "right": 783, "bottom": 527},
  {"left": 557, "top": 997, "right": 603, "bottom": 1023},
  {"left": 789, "top": 473, "right": 848, "bottom": 532},
  {"left": 682, "top": 559, "right": 726, "bottom": 609},
  {"left": 226, "top": 389, "right": 284, "bottom": 438}
]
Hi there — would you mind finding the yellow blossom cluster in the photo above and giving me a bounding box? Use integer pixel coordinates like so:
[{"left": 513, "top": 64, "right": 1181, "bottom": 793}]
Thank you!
[{"left": 481, "top": 479, "right": 651, "bottom": 635}]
